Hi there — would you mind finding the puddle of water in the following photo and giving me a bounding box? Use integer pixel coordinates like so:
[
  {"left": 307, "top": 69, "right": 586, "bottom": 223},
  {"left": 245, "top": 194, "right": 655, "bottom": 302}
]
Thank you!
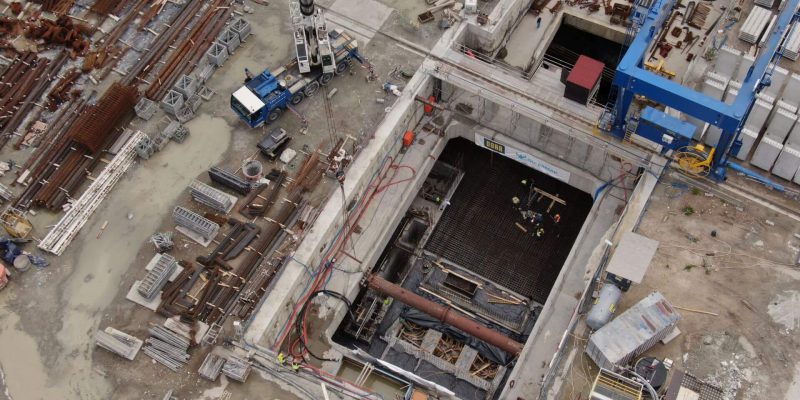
[{"left": 0, "top": 114, "right": 232, "bottom": 399}]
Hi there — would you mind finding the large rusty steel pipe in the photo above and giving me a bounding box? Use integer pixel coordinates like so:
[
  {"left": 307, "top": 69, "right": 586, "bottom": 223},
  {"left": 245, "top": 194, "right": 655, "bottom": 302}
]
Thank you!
[{"left": 366, "top": 275, "right": 524, "bottom": 355}]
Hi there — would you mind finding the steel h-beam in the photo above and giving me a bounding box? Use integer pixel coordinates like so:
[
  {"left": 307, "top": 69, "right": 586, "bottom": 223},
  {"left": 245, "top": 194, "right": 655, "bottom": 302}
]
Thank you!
[{"left": 612, "top": 0, "right": 800, "bottom": 180}]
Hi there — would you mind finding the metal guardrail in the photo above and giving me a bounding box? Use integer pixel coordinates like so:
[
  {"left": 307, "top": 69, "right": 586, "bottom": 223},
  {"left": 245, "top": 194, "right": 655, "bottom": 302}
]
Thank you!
[{"left": 451, "top": 42, "right": 536, "bottom": 80}]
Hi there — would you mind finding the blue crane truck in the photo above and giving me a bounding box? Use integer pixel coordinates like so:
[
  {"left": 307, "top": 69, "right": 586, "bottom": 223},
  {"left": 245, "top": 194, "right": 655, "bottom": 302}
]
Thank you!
[{"left": 230, "top": 29, "right": 365, "bottom": 128}]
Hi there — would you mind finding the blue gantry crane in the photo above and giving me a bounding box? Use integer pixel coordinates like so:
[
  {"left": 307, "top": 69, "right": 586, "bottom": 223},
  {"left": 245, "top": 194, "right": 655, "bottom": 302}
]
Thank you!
[{"left": 607, "top": 0, "right": 800, "bottom": 184}]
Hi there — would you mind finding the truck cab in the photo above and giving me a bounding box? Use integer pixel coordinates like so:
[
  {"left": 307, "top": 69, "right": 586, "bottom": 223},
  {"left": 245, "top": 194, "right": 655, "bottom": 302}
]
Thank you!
[{"left": 231, "top": 29, "right": 364, "bottom": 129}]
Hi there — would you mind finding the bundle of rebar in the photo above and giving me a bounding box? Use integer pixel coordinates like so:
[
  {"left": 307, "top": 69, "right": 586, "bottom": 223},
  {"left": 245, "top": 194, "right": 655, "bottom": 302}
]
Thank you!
[
  {"left": 470, "top": 354, "right": 500, "bottom": 381},
  {"left": 138, "top": 253, "right": 178, "bottom": 299},
  {"left": 122, "top": 1, "right": 207, "bottom": 86},
  {"left": 398, "top": 321, "right": 427, "bottom": 347},
  {"left": 198, "top": 353, "right": 226, "bottom": 381},
  {"left": 433, "top": 335, "right": 464, "bottom": 364},
  {"left": 31, "top": 0, "right": 74, "bottom": 14},
  {"left": 145, "top": 0, "right": 234, "bottom": 100},
  {"left": 0, "top": 52, "right": 68, "bottom": 150},
  {"left": 143, "top": 325, "right": 191, "bottom": 372},
  {"left": 221, "top": 355, "right": 251, "bottom": 382},
  {"left": 21, "top": 82, "right": 138, "bottom": 210},
  {"left": 37, "top": 132, "right": 145, "bottom": 255},
  {"left": 190, "top": 180, "right": 235, "bottom": 213},
  {"left": 95, "top": 327, "right": 143, "bottom": 361}
]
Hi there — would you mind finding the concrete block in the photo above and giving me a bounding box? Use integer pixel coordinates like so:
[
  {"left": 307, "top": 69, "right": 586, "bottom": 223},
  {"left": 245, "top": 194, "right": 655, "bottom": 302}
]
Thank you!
[
  {"left": 734, "top": 128, "right": 759, "bottom": 161},
  {"left": 230, "top": 18, "right": 251, "bottom": 42},
  {"left": 776, "top": 100, "right": 798, "bottom": 114},
  {"left": 787, "top": 120, "right": 800, "bottom": 147},
  {"left": 751, "top": 137, "right": 784, "bottom": 171},
  {"left": 714, "top": 46, "right": 741, "bottom": 77},
  {"left": 704, "top": 126, "right": 722, "bottom": 146},
  {"left": 206, "top": 42, "right": 229, "bottom": 67},
  {"left": 782, "top": 73, "right": 800, "bottom": 108},
  {"left": 757, "top": 92, "right": 775, "bottom": 104},
  {"left": 764, "top": 64, "right": 789, "bottom": 98},
  {"left": 735, "top": 54, "right": 755, "bottom": 82},
  {"left": 724, "top": 87, "right": 739, "bottom": 104},
  {"left": 744, "top": 99, "right": 772, "bottom": 132},
  {"left": 160, "top": 90, "right": 184, "bottom": 116},
  {"left": 705, "top": 71, "right": 730, "bottom": 89},
  {"left": 771, "top": 145, "right": 800, "bottom": 180},
  {"left": 702, "top": 79, "right": 726, "bottom": 100},
  {"left": 765, "top": 107, "right": 797, "bottom": 143}
]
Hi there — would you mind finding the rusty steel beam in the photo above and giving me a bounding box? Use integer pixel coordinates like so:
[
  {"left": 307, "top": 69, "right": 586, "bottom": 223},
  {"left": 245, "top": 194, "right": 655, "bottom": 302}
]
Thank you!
[{"left": 366, "top": 274, "right": 525, "bottom": 355}]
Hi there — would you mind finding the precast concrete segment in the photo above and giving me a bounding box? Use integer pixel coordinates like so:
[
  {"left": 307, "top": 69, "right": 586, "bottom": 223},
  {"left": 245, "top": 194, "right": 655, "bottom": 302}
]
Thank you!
[
  {"left": 751, "top": 136, "right": 784, "bottom": 171},
  {"left": 734, "top": 128, "right": 759, "bottom": 161},
  {"left": 714, "top": 45, "right": 741, "bottom": 77},
  {"left": 765, "top": 107, "right": 797, "bottom": 143},
  {"left": 771, "top": 145, "right": 800, "bottom": 180}
]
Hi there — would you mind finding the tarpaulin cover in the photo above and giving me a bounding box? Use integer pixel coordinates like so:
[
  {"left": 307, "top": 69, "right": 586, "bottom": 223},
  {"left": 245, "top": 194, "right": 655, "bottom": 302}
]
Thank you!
[
  {"left": 400, "top": 307, "right": 513, "bottom": 365},
  {"left": 0, "top": 238, "right": 48, "bottom": 268}
]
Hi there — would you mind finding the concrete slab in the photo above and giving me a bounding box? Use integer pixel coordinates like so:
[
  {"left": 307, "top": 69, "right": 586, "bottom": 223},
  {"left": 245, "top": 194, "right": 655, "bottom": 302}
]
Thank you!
[
  {"left": 735, "top": 54, "right": 755, "bottom": 82},
  {"left": 504, "top": 13, "right": 549, "bottom": 69},
  {"left": 605, "top": 232, "right": 659, "bottom": 284},
  {"left": 782, "top": 73, "right": 800, "bottom": 108},
  {"left": 787, "top": 119, "right": 800, "bottom": 146},
  {"left": 714, "top": 45, "right": 741, "bottom": 77},
  {"left": 771, "top": 145, "right": 800, "bottom": 181},
  {"left": 751, "top": 137, "right": 784, "bottom": 171},
  {"left": 765, "top": 107, "right": 797, "bottom": 143},
  {"left": 734, "top": 128, "right": 759, "bottom": 161},
  {"left": 327, "top": 0, "right": 393, "bottom": 45},
  {"left": 744, "top": 99, "right": 772, "bottom": 132}
]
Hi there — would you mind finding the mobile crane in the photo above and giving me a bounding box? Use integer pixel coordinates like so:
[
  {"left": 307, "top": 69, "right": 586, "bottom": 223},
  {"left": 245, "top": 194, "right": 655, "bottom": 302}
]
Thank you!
[{"left": 230, "top": 0, "right": 368, "bottom": 128}]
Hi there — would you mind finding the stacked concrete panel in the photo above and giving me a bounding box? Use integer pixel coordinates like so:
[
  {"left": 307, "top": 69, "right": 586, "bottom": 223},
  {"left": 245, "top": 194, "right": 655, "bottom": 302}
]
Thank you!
[
  {"left": 765, "top": 107, "right": 797, "bottom": 142},
  {"left": 764, "top": 65, "right": 789, "bottom": 98},
  {"left": 714, "top": 46, "right": 741, "bottom": 77},
  {"left": 744, "top": 98, "right": 773, "bottom": 131},
  {"left": 782, "top": 74, "right": 800, "bottom": 108},
  {"left": 787, "top": 120, "right": 800, "bottom": 146},
  {"left": 738, "top": 6, "right": 772, "bottom": 44},
  {"left": 751, "top": 137, "right": 784, "bottom": 171},
  {"left": 759, "top": 16, "right": 778, "bottom": 48},
  {"left": 781, "top": 24, "right": 800, "bottom": 61},
  {"left": 735, "top": 128, "right": 759, "bottom": 160},
  {"left": 771, "top": 146, "right": 800, "bottom": 180},
  {"left": 755, "top": 0, "right": 774, "bottom": 7},
  {"left": 735, "top": 54, "right": 755, "bottom": 82}
]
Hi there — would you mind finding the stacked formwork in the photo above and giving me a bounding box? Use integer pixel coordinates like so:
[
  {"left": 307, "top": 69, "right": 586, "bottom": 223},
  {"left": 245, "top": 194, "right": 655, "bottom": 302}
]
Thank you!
[
  {"left": 738, "top": 6, "right": 772, "bottom": 44},
  {"left": 138, "top": 254, "right": 178, "bottom": 299},
  {"left": 190, "top": 180, "right": 236, "bottom": 213}
]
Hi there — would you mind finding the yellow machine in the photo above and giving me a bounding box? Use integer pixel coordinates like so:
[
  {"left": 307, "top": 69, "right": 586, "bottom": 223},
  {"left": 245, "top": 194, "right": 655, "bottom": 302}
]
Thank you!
[
  {"left": 644, "top": 59, "right": 676, "bottom": 79},
  {"left": 674, "top": 144, "right": 715, "bottom": 177},
  {"left": 1, "top": 207, "right": 32, "bottom": 238}
]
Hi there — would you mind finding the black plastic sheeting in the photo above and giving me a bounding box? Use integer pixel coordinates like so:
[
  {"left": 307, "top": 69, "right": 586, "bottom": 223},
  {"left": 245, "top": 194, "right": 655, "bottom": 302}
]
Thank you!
[{"left": 401, "top": 306, "right": 514, "bottom": 365}]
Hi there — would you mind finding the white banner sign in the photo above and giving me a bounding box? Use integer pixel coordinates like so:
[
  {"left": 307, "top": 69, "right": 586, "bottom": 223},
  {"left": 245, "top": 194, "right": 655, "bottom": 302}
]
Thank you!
[{"left": 475, "top": 133, "right": 571, "bottom": 183}]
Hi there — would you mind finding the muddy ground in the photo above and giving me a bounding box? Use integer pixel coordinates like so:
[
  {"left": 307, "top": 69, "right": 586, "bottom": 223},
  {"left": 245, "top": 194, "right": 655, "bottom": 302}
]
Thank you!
[{"left": 562, "top": 175, "right": 800, "bottom": 400}]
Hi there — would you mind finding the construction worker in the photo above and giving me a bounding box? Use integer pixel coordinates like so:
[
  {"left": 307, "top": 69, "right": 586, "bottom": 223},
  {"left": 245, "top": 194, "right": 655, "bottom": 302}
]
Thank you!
[
  {"left": 535, "top": 226, "right": 545, "bottom": 239},
  {"left": 291, "top": 361, "right": 301, "bottom": 373},
  {"left": 277, "top": 352, "right": 287, "bottom": 366},
  {"left": 553, "top": 213, "right": 561, "bottom": 223},
  {"left": 511, "top": 196, "right": 521, "bottom": 207},
  {"left": 244, "top": 68, "right": 254, "bottom": 82}
]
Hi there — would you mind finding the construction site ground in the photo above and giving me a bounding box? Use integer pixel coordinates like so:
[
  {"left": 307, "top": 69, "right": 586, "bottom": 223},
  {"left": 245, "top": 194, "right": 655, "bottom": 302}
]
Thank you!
[
  {"left": 0, "top": 1, "right": 429, "bottom": 398},
  {"left": 557, "top": 174, "right": 800, "bottom": 400}
]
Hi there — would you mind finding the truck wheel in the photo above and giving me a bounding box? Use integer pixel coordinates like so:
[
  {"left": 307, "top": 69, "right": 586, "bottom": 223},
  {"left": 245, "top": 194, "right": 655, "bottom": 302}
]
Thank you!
[
  {"left": 268, "top": 108, "right": 283, "bottom": 122},
  {"left": 304, "top": 81, "right": 320, "bottom": 97},
  {"left": 291, "top": 92, "right": 304, "bottom": 105},
  {"left": 336, "top": 60, "right": 350, "bottom": 75},
  {"left": 320, "top": 73, "right": 333, "bottom": 85}
]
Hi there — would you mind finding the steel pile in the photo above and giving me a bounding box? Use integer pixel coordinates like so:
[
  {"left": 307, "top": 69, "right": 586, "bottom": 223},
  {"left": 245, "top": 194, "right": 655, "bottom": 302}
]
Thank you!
[
  {"left": 198, "top": 353, "right": 226, "bottom": 381},
  {"left": 145, "top": 0, "right": 234, "bottom": 101},
  {"left": 208, "top": 166, "right": 251, "bottom": 195},
  {"left": 144, "top": 325, "right": 191, "bottom": 372},
  {"left": 18, "top": 83, "right": 138, "bottom": 210},
  {"left": 0, "top": 52, "right": 68, "bottom": 149}
]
